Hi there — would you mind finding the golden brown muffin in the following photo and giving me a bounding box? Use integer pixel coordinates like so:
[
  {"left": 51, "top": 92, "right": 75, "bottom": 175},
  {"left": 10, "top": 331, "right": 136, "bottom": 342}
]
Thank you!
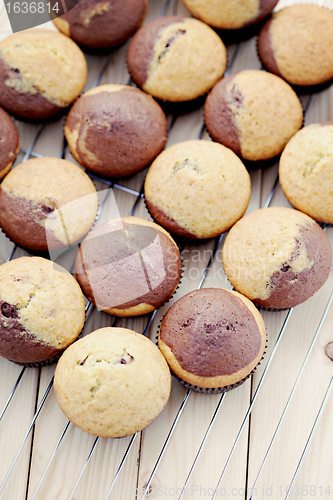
[
  {"left": 204, "top": 70, "right": 303, "bottom": 162},
  {"left": 222, "top": 207, "right": 332, "bottom": 309},
  {"left": 54, "top": 327, "right": 171, "bottom": 437},
  {"left": 0, "top": 157, "right": 98, "bottom": 251},
  {"left": 75, "top": 217, "right": 182, "bottom": 316},
  {"left": 127, "top": 16, "right": 227, "bottom": 102},
  {"left": 65, "top": 84, "right": 167, "bottom": 178},
  {"left": 279, "top": 123, "right": 333, "bottom": 224},
  {"left": 144, "top": 140, "right": 251, "bottom": 239},
  {"left": 0, "top": 257, "right": 85, "bottom": 365},
  {"left": 0, "top": 107, "right": 20, "bottom": 179},
  {"left": 0, "top": 30, "right": 87, "bottom": 120},
  {"left": 258, "top": 5, "right": 333, "bottom": 87},
  {"left": 158, "top": 288, "right": 266, "bottom": 390}
]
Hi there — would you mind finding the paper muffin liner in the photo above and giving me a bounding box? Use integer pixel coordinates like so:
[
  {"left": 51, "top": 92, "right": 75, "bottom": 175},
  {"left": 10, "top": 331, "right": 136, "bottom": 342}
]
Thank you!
[{"left": 13, "top": 352, "right": 63, "bottom": 368}]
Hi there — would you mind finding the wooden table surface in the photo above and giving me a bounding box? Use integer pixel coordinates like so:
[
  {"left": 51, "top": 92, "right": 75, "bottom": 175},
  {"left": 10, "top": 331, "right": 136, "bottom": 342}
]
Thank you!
[{"left": 0, "top": 0, "right": 333, "bottom": 499}]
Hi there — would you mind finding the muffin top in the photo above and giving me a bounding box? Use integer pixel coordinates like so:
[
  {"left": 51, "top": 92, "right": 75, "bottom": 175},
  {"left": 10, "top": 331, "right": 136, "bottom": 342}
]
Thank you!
[
  {"left": 53, "top": 0, "right": 147, "bottom": 49},
  {"left": 158, "top": 287, "right": 266, "bottom": 389},
  {"left": 127, "top": 16, "right": 227, "bottom": 102},
  {"left": 0, "top": 30, "right": 87, "bottom": 119},
  {"left": 144, "top": 140, "right": 251, "bottom": 239},
  {"left": 0, "top": 107, "right": 20, "bottom": 179},
  {"left": 258, "top": 5, "right": 333, "bottom": 87},
  {"left": 0, "top": 256, "right": 85, "bottom": 364},
  {"left": 279, "top": 122, "right": 333, "bottom": 224},
  {"left": 0, "top": 157, "right": 98, "bottom": 251},
  {"left": 222, "top": 207, "right": 332, "bottom": 309},
  {"left": 204, "top": 70, "right": 303, "bottom": 162},
  {"left": 65, "top": 84, "right": 167, "bottom": 178},
  {"left": 54, "top": 327, "right": 171, "bottom": 437}
]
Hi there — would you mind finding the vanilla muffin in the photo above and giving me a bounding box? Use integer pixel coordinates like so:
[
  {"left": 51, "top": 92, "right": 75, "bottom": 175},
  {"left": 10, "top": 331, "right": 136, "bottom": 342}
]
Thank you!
[
  {"left": 54, "top": 327, "right": 171, "bottom": 437},
  {"left": 75, "top": 217, "right": 182, "bottom": 316},
  {"left": 53, "top": 0, "right": 147, "bottom": 50},
  {"left": 279, "top": 123, "right": 333, "bottom": 224},
  {"left": 65, "top": 84, "right": 167, "bottom": 178},
  {"left": 258, "top": 5, "right": 333, "bottom": 87},
  {"left": 144, "top": 140, "right": 251, "bottom": 239},
  {"left": 222, "top": 208, "right": 332, "bottom": 309},
  {"left": 182, "top": 0, "right": 278, "bottom": 30},
  {"left": 0, "top": 31, "right": 87, "bottom": 120},
  {"left": 204, "top": 70, "right": 303, "bottom": 162},
  {"left": 0, "top": 157, "right": 98, "bottom": 251},
  {"left": 0, "top": 107, "right": 20, "bottom": 179},
  {"left": 158, "top": 288, "right": 266, "bottom": 391},
  {"left": 0, "top": 257, "right": 85, "bottom": 365},
  {"left": 127, "top": 16, "right": 227, "bottom": 102}
]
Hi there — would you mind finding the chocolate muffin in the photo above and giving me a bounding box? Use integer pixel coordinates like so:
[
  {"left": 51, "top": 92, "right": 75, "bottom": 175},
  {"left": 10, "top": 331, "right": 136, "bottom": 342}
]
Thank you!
[
  {"left": 181, "top": 0, "right": 278, "bottom": 30},
  {"left": 127, "top": 16, "right": 227, "bottom": 102},
  {"left": 158, "top": 288, "right": 266, "bottom": 391},
  {"left": 0, "top": 30, "right": 87, "bottom": 120},
  {"left": 204, "top": 70, "right": 303, "bottom": 162},
  {"left": 279, "top": 122, "right": 333, "bottom": 224},
  {"left": 258, "top": 5, "right": 333, "bottom": 87},
  {"left": 65, "top": 84, "right": 167, "bottom": 177},
  {"left": 0, "top": 157, "right": 98, "bottom": 252},
  {"left": 0, "top": 107, "right": 20, "bottom": 179},
  {"left": 0, "top": 256, "right": 85, "bottom": 366},
  {"left": 53, "top": 0, "right": 147, "bottom": 50},
  {"left": 222, "top": 207, "right": 332, "bottom": 309},
  {"left": 54, "top": 327, "right": 171, "bottom": 437},
  {"left": 144, "top": 140, "right": 251, "bottom": 239},
  {"left": 75, "top": 217, "right": 182, "bottom": 316}
]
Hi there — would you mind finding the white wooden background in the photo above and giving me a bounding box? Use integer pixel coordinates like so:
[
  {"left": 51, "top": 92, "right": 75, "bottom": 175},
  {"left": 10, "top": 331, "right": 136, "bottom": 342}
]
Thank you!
[{"left": 0, "top": 0, "right": 333, "bottom": 499}]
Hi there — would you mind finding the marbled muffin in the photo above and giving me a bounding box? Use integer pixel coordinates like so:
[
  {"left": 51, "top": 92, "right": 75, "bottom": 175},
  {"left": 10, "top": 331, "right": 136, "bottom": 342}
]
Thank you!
[
  {"left": 145, "top": 140, "right": 251, "bottom": 239},
  {"left": 158, "top": 288, "right": 266, "bottom": 391},
  {"left": 222, "top": 207, "right": 332, "bottom": 309},
  {"left": 75, "top": 217, "right": 182, "bottom": 316},
  {"left": 0, "top": 30, "right": 87, "bottom": 120},
  {"left": 53, "top": 0, "right": 147, "bottom": 50},
  {"left": 0, "top": 157, "right": 98, "bottom": 252},
  {"left": 65, "top": 84, "right": 167, "bottom": 177},
  {"left": 204, "top": 70, "right": 303, "bottom": 162},
  {"left": 54, "top": 327, "right": 171, "bottom": 437},
  {"left": 182, "top": 0, "right": 278, "bottom": 30},
  {"left": 127, "top": 16, "right": 227, "bottom": 102},
  {"left": 0, "top": 256, "right": 85, "bottom": 365},
  {"left": 279, "top": 123, "right": 333, "bottom": 224},
  {"left": 0, "top": 107, "right": 20, "bottom": 179},
  {"left": 258, "top": 5, "right": 333, "bottom": 87}
]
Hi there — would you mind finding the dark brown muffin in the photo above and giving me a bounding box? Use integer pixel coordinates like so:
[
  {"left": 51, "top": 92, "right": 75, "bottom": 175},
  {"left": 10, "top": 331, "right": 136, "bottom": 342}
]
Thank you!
[
  {"left": 158, "top": 288, "right": 266, "bottom": 391},
  {"left": 65, "top": 84, "right": 168, "bottom": 177},
  {"left": 53, "top": 0, "right": 147, "bottom": 50},
  {"left": 75, "top": 217, "right": 182, "bottom": 317},
  {"left": 0, "top": 107, "right": 20, "bottom": 179}
]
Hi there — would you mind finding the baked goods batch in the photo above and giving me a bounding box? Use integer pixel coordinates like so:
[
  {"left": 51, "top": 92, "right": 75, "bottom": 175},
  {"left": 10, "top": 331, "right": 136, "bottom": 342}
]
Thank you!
[{"left": 0, "top": 0, "right": 332, "bottom": 438}]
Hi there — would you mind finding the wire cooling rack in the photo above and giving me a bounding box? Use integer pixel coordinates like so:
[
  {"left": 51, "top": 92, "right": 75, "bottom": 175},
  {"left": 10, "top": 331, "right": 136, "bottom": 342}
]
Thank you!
[{"left": 0, "top": 0, "right": 333, "bottom": 499}]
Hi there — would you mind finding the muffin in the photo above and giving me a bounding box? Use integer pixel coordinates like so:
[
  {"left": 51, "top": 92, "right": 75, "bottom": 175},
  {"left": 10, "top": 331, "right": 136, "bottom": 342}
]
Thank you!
[
  {"left": 53, "top": 0, "right": 147, "bottom": 50},
  {"left": 0, "top": 157, "right": 98, "bottom": 252},
  {"left": 279, "top": 123, "right": 333, "bottom": 224},
  {"left": 257, "top": 5, "right": 333, "bottom": 88},
  {"left": 0, "top": 256, "right": 85, "bottom": 366},
  {"left": 144, "top": 140, "right": 251, "bottom": 239},
  {"left": 222, "top": 207, "right": 332, "bottom": 309},
  {"left": 127, "top": 16, "right": 227, "bottom": 102},
  {"left": 65, "top": 84, "right": 167, "bottom": 178},
  {"left": 204, "top": 70, "right": 303, "bottom": 162},
  {"left": 0, "top": 30, "right": 87, "bottom": 120},
  {"left": 158, "top": 288, "right": 266, "bottom": 391},
  {"left": 54, "top": 327, "right": 171, "bottom": 437},
  {"left": 181, "top": 0, "right": 278, "bottom": 30},
  {"left": 75, "top": 217, "right": 182, "bottom": 316},
  {"left": 0, "top": 107, "right": 20, "bottom": 179}
]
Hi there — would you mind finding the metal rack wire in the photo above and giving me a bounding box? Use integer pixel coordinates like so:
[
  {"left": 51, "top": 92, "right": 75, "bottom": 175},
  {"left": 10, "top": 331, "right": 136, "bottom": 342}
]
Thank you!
[{"left": 0, "top": 0, "right": 332, "bottom": 498}]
